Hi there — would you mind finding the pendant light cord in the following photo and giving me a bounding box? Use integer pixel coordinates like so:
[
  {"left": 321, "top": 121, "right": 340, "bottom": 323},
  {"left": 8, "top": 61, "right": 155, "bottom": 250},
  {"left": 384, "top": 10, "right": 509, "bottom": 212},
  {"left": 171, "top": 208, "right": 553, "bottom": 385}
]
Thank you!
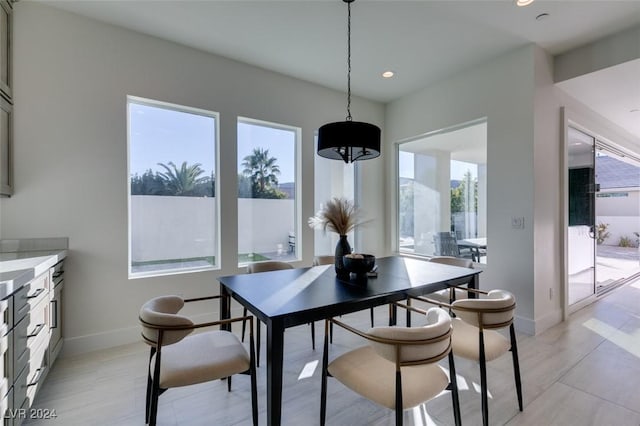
[{"left": 346, "top": 0, "right": 352, "bottom": 122}]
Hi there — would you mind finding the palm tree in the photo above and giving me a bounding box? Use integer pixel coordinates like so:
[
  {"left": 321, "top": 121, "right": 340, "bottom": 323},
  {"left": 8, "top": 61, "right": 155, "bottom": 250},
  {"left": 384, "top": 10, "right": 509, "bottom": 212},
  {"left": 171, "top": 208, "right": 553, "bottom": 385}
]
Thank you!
[
  {"left": 157, "top": 161, "right": 208, "bottom": 196},
  {"left": 241, "top": 148, "right": 281, "bottom": 196}
]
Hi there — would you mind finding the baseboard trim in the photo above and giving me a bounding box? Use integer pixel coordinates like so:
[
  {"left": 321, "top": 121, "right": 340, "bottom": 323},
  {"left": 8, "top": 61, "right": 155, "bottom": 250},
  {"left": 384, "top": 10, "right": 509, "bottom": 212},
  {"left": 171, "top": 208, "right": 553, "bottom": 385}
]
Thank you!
[
  {"left": 60, "top": 311, "right": 222, "bottom": 357},
  {"left": 514, "top": 308, "right": 564, "bottom": 336},
  {"left": 61, "top": 325, "right": 141, "bottom": 357},
  {"left": 532, "top": 308, "right": 564, "bottom": 334}
]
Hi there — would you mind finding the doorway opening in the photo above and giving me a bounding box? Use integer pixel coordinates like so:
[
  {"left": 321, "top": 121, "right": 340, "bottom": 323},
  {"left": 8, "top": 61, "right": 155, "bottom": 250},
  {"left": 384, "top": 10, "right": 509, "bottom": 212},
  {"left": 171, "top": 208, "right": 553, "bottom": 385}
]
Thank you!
[{"left": 567, "top": 125, "right": 640, "bottom": 309}]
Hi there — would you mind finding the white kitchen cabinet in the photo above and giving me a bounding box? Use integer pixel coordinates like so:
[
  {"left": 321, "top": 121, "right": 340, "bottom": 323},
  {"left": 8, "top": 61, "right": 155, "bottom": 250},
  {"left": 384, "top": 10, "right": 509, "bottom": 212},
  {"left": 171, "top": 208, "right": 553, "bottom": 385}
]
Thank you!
[
  {"left": 0, "top": 0, "right": 11, "bottom": 100},
  {"left": 1, "top": 259, "right": 64, "bottom": 426},
  {"left": 0, "top": 0, "right": 12, "bottom": 198}
]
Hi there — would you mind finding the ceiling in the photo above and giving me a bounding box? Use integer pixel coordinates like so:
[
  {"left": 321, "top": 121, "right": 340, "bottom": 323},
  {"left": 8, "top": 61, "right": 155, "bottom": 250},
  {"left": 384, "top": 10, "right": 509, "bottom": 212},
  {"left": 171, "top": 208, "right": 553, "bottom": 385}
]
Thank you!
[{"left": 38, "top": 0, "right": 640, "bottom": 139}]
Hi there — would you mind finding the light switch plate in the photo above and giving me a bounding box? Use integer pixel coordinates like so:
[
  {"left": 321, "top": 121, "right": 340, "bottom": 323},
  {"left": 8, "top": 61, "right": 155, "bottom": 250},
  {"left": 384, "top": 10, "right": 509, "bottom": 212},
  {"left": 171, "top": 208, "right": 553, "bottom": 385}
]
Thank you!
[{"left": 511, "top": 217, "right": 525, "bottom": 229}]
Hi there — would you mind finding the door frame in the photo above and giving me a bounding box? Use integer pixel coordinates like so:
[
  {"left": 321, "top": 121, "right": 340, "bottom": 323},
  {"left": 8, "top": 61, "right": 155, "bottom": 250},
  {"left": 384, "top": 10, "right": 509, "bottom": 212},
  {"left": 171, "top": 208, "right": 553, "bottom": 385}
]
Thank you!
[
  {"left": 562, "top": 107, "right": 640, "bottom": 320},
  {"left": 562, "top": 109, "right": 597, "bottom": 319}
]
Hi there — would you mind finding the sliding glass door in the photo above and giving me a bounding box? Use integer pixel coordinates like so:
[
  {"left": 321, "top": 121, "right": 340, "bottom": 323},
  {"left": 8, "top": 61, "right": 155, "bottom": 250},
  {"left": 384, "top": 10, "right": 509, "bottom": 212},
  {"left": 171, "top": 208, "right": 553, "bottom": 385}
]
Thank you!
[
  {"left": 567, "top": 125, "right": 640, "bottom": 311},
  {"left": 567, "top": 126, "right": 597, "bottom": 308}
]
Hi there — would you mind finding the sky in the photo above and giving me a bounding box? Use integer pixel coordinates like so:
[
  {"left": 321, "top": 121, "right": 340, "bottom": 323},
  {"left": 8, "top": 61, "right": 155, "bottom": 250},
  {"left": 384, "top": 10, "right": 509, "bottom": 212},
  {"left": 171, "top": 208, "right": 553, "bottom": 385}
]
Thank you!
[
  {"left": 129, "top": 101, "right": 296, "bottom": 183},
  {"left": 237, "top": 121, "right": 296, "bottom": 183}
]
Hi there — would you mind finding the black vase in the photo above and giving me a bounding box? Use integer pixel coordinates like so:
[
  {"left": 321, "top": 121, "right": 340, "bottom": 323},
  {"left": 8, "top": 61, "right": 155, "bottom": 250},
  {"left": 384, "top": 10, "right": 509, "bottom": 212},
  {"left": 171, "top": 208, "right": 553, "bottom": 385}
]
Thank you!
[{"left": 335, "top": 235, "right": 351, "bottom": 278}]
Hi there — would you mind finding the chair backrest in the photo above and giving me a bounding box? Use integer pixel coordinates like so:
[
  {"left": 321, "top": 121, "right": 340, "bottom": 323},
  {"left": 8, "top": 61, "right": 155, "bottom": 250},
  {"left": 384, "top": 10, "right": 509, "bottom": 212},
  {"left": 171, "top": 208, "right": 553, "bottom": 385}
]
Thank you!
[
  {"left": 429, "top": 256, "right": 473, "bottom": 269},
  {"left": 313, "top": 255, "right": 334, "bottom": 266},
  {"left": 433, "top": 233, "right": 460, "bottom": 257},
  {"left": 139, "top": 295, "right": 194, "bottom": 347},
  {"left": 451, "top": 290, "right": 515, "bottom": 329},
  {"left": 247, "top": 260, "right": 294, "bottom": 274},
  {"left": 366, "top": 307, "right": 452, "bottom": 365}
]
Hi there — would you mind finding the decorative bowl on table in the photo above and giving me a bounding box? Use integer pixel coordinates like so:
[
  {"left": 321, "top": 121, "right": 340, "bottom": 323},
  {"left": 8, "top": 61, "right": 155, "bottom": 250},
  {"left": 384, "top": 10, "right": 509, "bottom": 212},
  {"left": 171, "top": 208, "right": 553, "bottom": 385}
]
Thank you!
[{"left": 342, "top": 254, "right": 376, "bottom": 278}]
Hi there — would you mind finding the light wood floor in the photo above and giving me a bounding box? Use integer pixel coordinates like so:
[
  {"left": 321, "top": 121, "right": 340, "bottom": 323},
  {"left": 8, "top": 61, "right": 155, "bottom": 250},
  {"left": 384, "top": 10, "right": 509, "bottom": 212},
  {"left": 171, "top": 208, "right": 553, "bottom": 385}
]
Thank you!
[{"left": 24, "top": 281, "right": 640, "bottom": 426}]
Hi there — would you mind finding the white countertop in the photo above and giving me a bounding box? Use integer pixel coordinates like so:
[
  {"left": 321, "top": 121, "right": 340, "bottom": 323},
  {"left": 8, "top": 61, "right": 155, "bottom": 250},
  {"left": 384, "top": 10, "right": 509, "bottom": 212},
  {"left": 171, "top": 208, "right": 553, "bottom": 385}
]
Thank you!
[{"left": 0, "top": 249, "right": 67, "bottom": 299}]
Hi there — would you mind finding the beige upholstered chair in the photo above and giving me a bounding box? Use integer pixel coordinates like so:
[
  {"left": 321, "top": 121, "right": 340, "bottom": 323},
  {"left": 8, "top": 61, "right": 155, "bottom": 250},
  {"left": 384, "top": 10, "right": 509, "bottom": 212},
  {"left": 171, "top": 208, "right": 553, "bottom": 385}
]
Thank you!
[
  {"left": 139, "top": 295, "right": 257, "bottom": 426},
  {"left": 243, "top": 261, "right": 313, "bottom": 366},
  {"left": 427, "top": 256, "right": 474, "bottom": 303},
  {"left": 313, "top": 255, "right": 375, "bottom": 340},
  {"left": 416, "top": 288, "right": 522, "bottom": 426},
  {"left": 320, "top": 305, "right": 461, "bottom": 426},
  {"left": 312, "top": 255, "right": 335, "bottom": 266}
]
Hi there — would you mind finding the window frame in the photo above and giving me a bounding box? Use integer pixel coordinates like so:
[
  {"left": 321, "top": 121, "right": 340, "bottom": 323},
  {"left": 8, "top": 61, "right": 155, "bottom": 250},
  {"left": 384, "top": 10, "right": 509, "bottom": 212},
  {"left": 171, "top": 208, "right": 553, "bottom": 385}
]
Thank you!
[
  {"left": 394, "top": 118, "right": 487, "bottom": 261},
  {"left": 236, "top": 116, "right": 302, "bottom": 266},
  {"left": 127, "top": 95, "right": 221, "bottom": 279}
]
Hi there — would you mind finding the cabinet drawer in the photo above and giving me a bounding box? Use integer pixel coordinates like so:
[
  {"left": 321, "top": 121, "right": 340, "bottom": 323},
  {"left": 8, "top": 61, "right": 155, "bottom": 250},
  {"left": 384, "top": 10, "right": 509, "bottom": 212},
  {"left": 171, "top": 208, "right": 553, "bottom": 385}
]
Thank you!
[
  {"left": 13, "top": 272, "right": 49, "bottom": 326},
  {"left": 0, "top": 299, "right": 9, "bottom": 337},
  {"left": 2, "top": 387, "right": 12, "bottom": 426},
  {"left": 13, "top": 340, "right": 47, "bottom": 419},
  {"left": 0, "top": 330, "right": 10, "bottom": 393},
  {"left": 12, "top": 298, "right": 48, "bottom": 379},
  {"left": 48, "top": 282, "right": 62, "bottom": 362}
]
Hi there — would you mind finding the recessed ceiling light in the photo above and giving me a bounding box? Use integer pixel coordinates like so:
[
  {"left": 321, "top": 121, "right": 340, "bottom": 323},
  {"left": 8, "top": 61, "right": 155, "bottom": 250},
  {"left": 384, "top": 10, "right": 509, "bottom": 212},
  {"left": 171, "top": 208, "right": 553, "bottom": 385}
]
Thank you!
[
  {"left": 382, "top": 71, "right": 394, "bottom": 78},
  {"left": 516, "top": 0, "right": 535, "bottom": 6}
]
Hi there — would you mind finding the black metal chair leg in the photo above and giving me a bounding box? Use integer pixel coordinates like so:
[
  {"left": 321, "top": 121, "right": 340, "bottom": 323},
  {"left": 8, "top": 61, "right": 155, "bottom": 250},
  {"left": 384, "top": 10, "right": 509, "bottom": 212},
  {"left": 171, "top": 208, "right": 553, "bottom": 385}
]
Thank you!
[
  {"left": 479, "top": 331, "right": 489, "bottom": 426},
  {"left": 241, "top": 307, "right": 248, "bottom": 341},
  {"left": 249, "top": 321, "right": 258, "bottom": 426},
  {"left": 149, "top": 348, "right": 162, "bottom": 426},
  {"left": 395, "top": 370, "right": 403, "bottom": 426},
  {"left": 370, "top": 307, "right": 375, "bottom": 327},
  {"left": 448, "top": 351, "right": 461, "bottom": 426},
  {"left": 227, "top": 375, "right": 232, "bottom": 392},
  {"left": 145, "top": 348, "right": 155, "bottom": 424},
  {"left": 510, "top": 323, "right": 523, "bottom": 411},
  {"left": 406, "top": 298, "right": 412, "bottom": 327},
  {"left": 256, "top": 320, "right": 261, "bottom": 367}
]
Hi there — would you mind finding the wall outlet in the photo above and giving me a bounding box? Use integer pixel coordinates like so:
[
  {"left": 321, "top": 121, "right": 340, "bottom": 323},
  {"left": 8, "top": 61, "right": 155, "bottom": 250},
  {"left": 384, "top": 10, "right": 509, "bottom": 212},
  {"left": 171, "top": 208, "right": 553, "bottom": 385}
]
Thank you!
[{"left": 511, "top": 216, "right": 525, "bottom": 229}]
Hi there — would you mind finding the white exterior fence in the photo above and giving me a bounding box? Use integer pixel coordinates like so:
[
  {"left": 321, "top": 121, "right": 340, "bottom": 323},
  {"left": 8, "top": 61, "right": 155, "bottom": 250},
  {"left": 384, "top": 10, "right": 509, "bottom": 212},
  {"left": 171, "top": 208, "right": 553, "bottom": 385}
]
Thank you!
[{"left": 131, "top": 196, "right": 295, "bottom": 262}]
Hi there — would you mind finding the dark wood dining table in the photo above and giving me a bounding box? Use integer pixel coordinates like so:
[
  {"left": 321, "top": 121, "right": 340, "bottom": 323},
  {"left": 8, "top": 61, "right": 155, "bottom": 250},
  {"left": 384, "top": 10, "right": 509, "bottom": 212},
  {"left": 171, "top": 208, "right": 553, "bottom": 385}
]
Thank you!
[{"left": 218, "top": 255, "right": 481, "bottom": 426}]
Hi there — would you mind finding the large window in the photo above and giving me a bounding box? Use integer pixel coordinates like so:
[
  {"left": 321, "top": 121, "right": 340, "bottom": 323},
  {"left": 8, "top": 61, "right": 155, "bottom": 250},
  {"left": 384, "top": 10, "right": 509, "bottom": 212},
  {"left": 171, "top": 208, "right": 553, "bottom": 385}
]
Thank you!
[
  {"left": 237, "top": 118, "right": 300, "bottom": 265},
  {"left": 127, "top": 97, "right": 219, "bottom": 278},
  {"left": 397, "top": 119, "right": 487, "bottom": 263}
]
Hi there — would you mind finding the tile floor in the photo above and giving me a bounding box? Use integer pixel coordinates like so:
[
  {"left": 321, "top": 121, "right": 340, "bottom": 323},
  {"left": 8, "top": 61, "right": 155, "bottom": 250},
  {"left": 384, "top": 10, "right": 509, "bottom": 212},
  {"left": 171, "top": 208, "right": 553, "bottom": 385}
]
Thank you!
[{"left": 21, "top": 280, "right": 640, "bottom": 425}]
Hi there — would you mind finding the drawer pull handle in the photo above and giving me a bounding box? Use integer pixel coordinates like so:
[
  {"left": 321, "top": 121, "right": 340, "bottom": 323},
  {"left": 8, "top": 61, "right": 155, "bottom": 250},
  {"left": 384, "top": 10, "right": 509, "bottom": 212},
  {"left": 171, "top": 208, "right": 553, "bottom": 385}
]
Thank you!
[
  {"left": 27, "top": 288, "right": 46, "bottom": 299},
  {"left": 27, "top": 368, "right": 44, "bottom": 387},
  {"left": 28, "top": 323, "right": 46, "bottom": 338},
  {"left": 51, "top": 300, "right": 58, "bottom": 329}
]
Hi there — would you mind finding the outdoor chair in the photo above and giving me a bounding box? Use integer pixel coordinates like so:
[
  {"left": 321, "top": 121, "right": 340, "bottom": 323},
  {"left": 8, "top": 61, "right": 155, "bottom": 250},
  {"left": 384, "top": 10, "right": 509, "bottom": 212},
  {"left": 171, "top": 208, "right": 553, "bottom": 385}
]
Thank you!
[
  {"left": 139, "top": 295, "right": 257, "bottom": 426},
  {"left": 433, "top": 232, "right": 475, "bottom": 261}
]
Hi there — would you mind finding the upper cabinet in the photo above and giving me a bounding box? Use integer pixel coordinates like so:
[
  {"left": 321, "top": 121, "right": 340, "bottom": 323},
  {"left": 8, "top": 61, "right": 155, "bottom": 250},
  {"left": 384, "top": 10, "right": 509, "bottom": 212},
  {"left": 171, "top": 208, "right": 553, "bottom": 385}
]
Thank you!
[
  {"left": 0, "top": 0, "right": 11, "bottom": 101},
  {"left": 0, "top": 0, "right": 11, "bottom": 197}
]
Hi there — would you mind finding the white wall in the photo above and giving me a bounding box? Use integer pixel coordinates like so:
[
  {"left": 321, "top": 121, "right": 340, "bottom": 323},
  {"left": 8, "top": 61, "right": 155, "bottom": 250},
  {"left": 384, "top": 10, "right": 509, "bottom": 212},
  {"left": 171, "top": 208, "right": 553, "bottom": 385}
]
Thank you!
[
  {"left": 386, "top": 42, "right": 640, "bottom": 335},
  {"left": 598, "top": 216, "right": 640, "bottom": 247},
  {"left": 386, "top": 46, "right": 537, "bottom": 332},
  {"left": 535, "top": 45, "right": 640, "bottom": 328},
  {"left": 0, "top": 2, "right": 384, "bottom": 355}
]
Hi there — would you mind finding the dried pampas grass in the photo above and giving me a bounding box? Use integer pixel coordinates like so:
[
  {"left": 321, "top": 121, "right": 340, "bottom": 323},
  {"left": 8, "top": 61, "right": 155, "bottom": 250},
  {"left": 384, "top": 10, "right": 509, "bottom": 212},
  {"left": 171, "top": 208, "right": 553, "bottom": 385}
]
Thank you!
[{"left": 308, "top": 197, "right": 367, "bottom": 236}]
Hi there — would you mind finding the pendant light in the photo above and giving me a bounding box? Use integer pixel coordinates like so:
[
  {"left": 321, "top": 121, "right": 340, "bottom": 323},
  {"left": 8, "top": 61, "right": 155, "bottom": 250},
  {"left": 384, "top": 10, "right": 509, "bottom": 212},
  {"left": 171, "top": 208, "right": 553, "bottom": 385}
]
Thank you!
[{"left": 317, "top": 0, "right": 381, "bottom": 163}]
